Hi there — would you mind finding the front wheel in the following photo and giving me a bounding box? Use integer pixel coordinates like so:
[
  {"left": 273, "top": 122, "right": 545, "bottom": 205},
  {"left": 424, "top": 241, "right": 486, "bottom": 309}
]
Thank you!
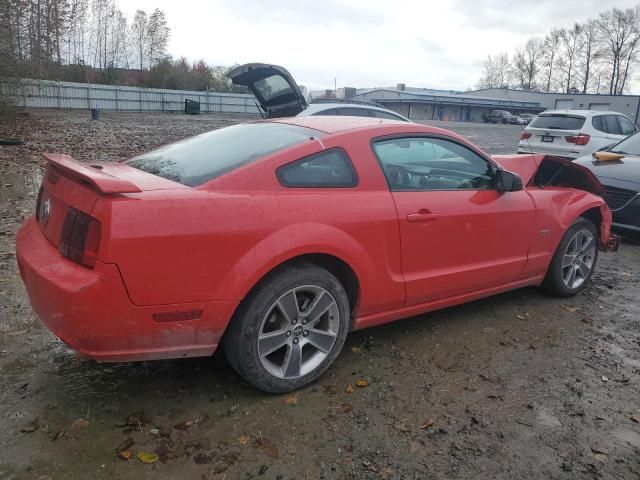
[
  {"left": 542, "top": 218, "right": 599, "bottom": 296},
  {"left": 222, "top": 264, "right": 350, "bottom": 393}
]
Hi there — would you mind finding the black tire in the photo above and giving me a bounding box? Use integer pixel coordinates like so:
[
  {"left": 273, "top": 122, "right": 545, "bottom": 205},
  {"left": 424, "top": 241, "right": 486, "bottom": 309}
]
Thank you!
[
  {"left": 541, "top": 217, "right": 599, "bottom": 297},
  {"left": 222, "top": 263, "right": 350, "bottom": 393}
]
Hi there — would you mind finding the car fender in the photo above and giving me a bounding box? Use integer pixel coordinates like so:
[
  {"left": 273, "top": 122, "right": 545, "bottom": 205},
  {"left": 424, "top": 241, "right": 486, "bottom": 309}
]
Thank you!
[{"left": 213, "top": 222, "right": 381, "bottom": 310}]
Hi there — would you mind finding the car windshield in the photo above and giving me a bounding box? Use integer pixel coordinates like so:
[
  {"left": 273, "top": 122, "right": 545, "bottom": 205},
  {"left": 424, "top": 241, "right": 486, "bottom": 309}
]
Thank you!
[
  {"left": 610, "top": 131, "right": 640, "bottom": 155},
  {"left": 126, "top": 123, "right": 321, "bottom": 186},
  {"left": 529, "top": 114, "right": 585, "bottom": 130}
]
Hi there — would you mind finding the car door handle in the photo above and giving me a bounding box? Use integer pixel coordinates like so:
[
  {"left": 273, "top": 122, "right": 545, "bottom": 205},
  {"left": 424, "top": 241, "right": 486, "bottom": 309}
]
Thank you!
[{"left": 407, "top": 211, "right": 440, "bottom": 222}]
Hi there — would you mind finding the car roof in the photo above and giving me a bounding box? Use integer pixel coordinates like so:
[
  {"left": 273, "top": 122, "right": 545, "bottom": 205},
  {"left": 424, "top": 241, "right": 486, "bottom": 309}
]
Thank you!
[
  {"left": 270, "top": 115, "right": 404, "bottom": 134},
  {"left": 300, "top": 102, "right": 410, "bottom": 120},
  {"left": 540, "top": 109, "right": 628, "bottom": 117}
]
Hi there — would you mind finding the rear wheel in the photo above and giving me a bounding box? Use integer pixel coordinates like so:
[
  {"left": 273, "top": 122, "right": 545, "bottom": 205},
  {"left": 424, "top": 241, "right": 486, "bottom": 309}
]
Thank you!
[
  {"left": 542, "top": 218, "right": 599, "bottom": 296},
  {"left": 223, "top": 264, "right": 349, "bottom": 393}
]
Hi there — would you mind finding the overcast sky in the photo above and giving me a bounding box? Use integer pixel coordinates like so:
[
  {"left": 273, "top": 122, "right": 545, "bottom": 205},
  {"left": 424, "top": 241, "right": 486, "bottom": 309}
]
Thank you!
[{"left": 120, "top": 0, "right": 639, "bottom": 93}]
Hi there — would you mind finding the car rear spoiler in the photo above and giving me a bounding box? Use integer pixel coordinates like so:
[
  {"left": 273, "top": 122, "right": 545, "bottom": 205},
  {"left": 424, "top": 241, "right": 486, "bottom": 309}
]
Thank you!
[{"left": 43, "top": 153, "right": 143, "bottom": 194}]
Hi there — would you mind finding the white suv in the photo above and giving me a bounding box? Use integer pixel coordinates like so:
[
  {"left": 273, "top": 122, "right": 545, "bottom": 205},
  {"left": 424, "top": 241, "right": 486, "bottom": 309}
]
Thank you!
[{"left": 517, "top": 110, "right": 637, "bottom": 159}]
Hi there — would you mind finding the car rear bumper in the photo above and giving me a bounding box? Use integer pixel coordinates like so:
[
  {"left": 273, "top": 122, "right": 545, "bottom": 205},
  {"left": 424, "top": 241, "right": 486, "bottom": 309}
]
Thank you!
[
  {"left": 16, "top": 217, "right": 238, "bottom": 362},
  {"left": 517, "top": 143, "right": 581, "bottom": 159}
]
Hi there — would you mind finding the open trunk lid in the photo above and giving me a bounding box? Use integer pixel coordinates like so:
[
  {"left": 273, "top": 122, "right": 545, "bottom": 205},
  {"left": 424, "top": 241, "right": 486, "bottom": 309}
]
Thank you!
[{"left": 227, "top": 63, "right": 308, "bottom": 118}]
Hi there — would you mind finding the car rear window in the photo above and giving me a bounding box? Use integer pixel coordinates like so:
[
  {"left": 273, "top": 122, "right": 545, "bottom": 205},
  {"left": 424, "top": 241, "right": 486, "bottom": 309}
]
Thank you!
[
  {"left": 530, "top": 114, "right": 585, "bottom": 130},
  {"left": 126, "top": 123, "right": 322, "bottom": 186}
]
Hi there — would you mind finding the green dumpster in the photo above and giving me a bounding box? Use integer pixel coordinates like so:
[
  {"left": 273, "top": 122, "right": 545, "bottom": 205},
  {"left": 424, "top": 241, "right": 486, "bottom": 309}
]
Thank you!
[{"left": 184, "top": 99, "right": 200, "bottom": 115}]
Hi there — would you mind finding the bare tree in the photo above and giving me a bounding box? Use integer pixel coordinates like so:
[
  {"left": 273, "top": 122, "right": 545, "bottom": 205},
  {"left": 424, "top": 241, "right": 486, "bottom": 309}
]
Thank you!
[
  {"left": 578, "top": 19, "right": 597, "bottom": 94},
  {"left": 130, "top": 9, "right": 147, "bottom": 70},
  {"left": 596, "top": 7, "right": 640, "bottom": 94},
  {"left": 477, "top": 52, "right": 510, "bottom": 88},
  {"left": 147, "top": 8, "right": 169, "bottom": 68},
  {"left": 558, "top": 24, "right": 583, "bottom": 93},
  {"left": 512, "top": 38, "right": 544, "bottom": 90},
  {"left": 542, "top": 28, "right": 562, "bottom": 92}
]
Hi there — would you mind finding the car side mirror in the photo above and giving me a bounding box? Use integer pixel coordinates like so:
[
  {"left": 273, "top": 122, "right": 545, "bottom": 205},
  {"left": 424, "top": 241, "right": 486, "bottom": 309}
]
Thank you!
[{"left": 495, "top": 170, "right": 523, "bottom": 192}]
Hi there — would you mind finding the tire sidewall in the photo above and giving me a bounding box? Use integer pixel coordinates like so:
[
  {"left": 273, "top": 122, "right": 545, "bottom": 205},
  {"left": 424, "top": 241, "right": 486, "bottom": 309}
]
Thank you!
[
  {"left": 224, "top": 264, "right": 350, "bottom": 393},
  {"left": 544, "top": 218, "right": 599, "bottom": 296}
]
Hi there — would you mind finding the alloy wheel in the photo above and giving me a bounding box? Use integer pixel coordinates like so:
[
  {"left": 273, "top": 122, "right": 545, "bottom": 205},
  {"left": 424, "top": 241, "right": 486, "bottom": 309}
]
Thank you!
[
  {"left": 561, "top": 229, "right": 596, "bottom": 289},
  {"left": 257, "top": 285, "right": 340, "bottom": 379}
]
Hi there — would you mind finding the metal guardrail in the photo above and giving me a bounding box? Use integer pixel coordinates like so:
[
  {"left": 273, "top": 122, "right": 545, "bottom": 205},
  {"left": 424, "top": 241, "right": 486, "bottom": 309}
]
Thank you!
[{"left": 1, "top": 79, "right": 261, "bottom": 114}]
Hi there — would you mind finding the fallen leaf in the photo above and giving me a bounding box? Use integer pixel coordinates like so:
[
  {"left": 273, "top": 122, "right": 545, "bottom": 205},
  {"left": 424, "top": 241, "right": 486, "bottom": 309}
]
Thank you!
[
  {"left": 254, "top": 437, "right": 279, "bottom": 459},
  {"left": 70, "top": 418, "right": 90, "bottom": 430},
  {"left": 137, "top": 451, "right": 159, "bottom": 464},
  {"left": 21, "top": 418, "right": 39, "bottom": 433},
  {"left": 420, "top": 419, "right": 434, "bottom": 430},
  {"left": 115, "top": 437, "right": 134, "bottom": 453},
  {"left": 590, "top": 446, "right": 609, "bottom": 455},
  {"left": 355, "top": 379, "right": 369, "bottom": 388},
  {"left": 563, "top": 305, "right": 580, "bottom": 313},
  {"left": 323, "top": 385, "right": 338, "bottom": 394},
  {"left": 117, "top": 450, "right": 133, "bottom": 460},
  {"left": 345, "top": 385, "right": 354, "bottom": 393},
  {"left": 341, "top": 403, "right": 353, "bottom": 414},
  {"left": 237, "top": 435, "right": 250, "bottom": 445},
  {"left": 350, "top": 346, "right": 362, "bottom": 353},
  {"left": 172, "top": 420, "right": 194, "bottom": 430},
  {"left": 283, "top": 394, "right": 298, "bottom": 406},
  {"left": 594, "top": 453, "right": 608, "bottom": 464}
]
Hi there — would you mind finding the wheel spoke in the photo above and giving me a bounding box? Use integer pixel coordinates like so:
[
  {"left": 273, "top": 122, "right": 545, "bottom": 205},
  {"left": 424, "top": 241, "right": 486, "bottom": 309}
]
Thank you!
[
  {"left": 277, "top": 290, "right": 299, "bottom": 323},
  {"left": 567, "top": 265, "right": 577, "bottom": 287},
  {"left": 305, "top": 329, "right": 337, "bottom": 354},
  {"left": 579, "top": 235, "right": 594, "bottom": 255},
  {"left": 578, "top": 260, "right": 591, "bottom": 279},
  {"left": 258, "top": 330, "right": 290, "bottom": 357},
  {"left": 562, "top": 254, "right": 574, "bottom": 268},
  {"left": 283, "top": 342, "right": 302, "bottom": 378},
  {"left": 303, "top": 292, "right": 335, "bottom": 325}
]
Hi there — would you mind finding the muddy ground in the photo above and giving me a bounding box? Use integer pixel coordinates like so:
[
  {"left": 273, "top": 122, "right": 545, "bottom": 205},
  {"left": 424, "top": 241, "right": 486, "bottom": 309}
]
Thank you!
[{"left": 0, "top": 110, "right": 639, "bottom": 480}]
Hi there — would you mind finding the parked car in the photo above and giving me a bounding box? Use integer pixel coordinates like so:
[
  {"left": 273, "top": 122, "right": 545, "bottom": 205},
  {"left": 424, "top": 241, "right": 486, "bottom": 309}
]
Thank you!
[
  {"left": 518, "top": 110, "right": 638, "bottom": 159},
  {"left": 483, "top": 110, "right": 518, "bottom": 124},
  {"left": 519, "top": 113, "right": 536, "bottom": 124},
  {"left": 299, "top": 102, "right": 410, "bottom": 122},
  {"left": 227, "top": 63, "right": 410, "bottom": 122},
  {"left": 574, "top": 131, "right": 640, "bottom": 236},
  {"left": 17, "top": 115, "right": 618, "bottom": 392}
]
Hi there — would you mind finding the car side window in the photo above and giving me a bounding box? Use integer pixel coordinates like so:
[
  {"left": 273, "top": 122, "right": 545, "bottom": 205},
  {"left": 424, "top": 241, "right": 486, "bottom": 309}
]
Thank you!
[
  {"left": 337, "top": 107, "right": 370, "bottom": 117},
  {"left": 618, "top": 116, "right": 637, "bottom": 135},
  {"left": 373, "top": 137, "right": 495, "bottom": 191},
  {"left": 370, "top": 109, "right": 403, "bottom": 121},
  {"left": 313, "top": 108, "right": 338, "bottom": 116},
  {"left": 592, "top": 116, "right": 606, "bottom": 133},
  {"left": 605, "top": 115, "right": 622, "bottom": 135},
  {"left": 277, "top": 148, "right": 358, "bottom": 188}
]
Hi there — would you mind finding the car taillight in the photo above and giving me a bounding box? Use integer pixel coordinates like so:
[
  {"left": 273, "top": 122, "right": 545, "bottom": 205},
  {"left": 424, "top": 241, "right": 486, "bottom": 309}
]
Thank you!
[
  {"left": 59, "top": 208, "right": 102, "bottom": 268},
  {"left": 520, "top": 132, "right": 532, "bottom": 140},
  {"left": 565, "top": 134, "right": 590, "bottom": 145}
]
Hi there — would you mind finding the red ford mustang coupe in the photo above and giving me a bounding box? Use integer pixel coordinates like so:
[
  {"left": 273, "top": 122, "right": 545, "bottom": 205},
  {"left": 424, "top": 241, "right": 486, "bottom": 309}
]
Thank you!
[{"left": 17, "top": 116, "right": 617, "bottom": 393}]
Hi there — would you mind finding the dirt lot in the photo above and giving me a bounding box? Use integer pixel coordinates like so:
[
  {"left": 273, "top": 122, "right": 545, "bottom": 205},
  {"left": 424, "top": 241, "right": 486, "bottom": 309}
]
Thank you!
[{"left": 0, "top": 110, "right": 639, "bottom": 480}]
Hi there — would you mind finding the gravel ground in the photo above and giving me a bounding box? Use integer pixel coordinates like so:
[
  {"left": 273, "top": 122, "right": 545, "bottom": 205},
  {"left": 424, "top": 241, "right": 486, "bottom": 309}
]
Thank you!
[{"left": 0, "top": 110, "right": 639, "bottom": 480}]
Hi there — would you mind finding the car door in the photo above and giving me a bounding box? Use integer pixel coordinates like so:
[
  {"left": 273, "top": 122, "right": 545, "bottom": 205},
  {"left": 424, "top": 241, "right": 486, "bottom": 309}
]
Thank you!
[
  {"left": 227, "top": 63, "right": 307, "bottom": 118},
  {"left": 372, "top": 136, "right": 535, "bottom": 305}
]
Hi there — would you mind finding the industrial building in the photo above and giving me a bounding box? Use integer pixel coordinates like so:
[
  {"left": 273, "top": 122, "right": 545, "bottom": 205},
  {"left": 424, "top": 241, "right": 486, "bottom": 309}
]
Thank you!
[{"left": 348, "top": 85, "right": 640, "bottom": 124}]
